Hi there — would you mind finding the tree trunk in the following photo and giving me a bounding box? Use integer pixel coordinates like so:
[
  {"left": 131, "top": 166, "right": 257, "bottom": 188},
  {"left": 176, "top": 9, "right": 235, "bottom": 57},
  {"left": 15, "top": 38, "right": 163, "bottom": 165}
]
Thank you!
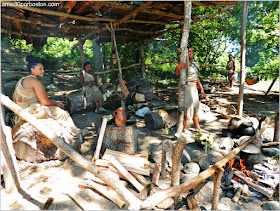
[
  {"left": 140, "top": 43, "right": 145, "bottom": 79},
  {"left": 144, "top": 112, "right": 164, "bottom": 130},
  {"left": 77, "top": 37, "right": 85, "bottom": 69},
  {"left": 92, "top": 38, "right": 105, "bottom": 85},
  {"left": 237, "top": 2, "right": 250, "bottom": 116},
  {"left": 172, "top": 0, "right": 192, "bottom": 191}
]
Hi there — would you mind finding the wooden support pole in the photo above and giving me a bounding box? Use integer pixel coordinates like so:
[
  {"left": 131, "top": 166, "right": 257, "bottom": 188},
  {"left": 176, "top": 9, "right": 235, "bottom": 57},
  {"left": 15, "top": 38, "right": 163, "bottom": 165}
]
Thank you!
[
  {"left": 186, "top": 194, "right": 200, "bottom": 210},
  {"left": 172, "top": 1, "right": 192, "bottom": 193},
  {"left": 93, "top": 118, "right": 107, "bottom": 162},
  {"left": 140, "top": 43, "right": 145, "bottom": 79},
  {"left": 211, "top": 168, "right": 224, "bottom": 210},
  {"left": 265, "top": 72, "right": 279, "bottom": 95},
  {"left": 237, "top": 1, "right": 250, "bottom": 116},
  {"left": 77, "top": 37, "right": 85, "bottom": 69},
  {"left": 0, "top": 94, "right": 142, "bottom": 210},
  {"left": 161, "top": 141, "right": 167, "bottom": 179},
  {"left": 273, "top": 111, "right": 279, "bottom": 142},
  {"left": 41, "top": 197, "right": 54, "bottom": 210},
  {"left": 140, "top": 117, "right": 270, "bottom": 209},
  {"left": 0, "top": 111, "right": 21, "bottom": 194}
]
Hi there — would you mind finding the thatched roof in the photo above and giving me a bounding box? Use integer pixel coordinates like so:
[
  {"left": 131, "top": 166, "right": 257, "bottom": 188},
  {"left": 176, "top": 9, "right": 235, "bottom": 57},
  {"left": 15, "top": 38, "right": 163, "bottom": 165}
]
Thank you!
[{"left": 1, "top": 1, "right": 240, "bottom": 50}]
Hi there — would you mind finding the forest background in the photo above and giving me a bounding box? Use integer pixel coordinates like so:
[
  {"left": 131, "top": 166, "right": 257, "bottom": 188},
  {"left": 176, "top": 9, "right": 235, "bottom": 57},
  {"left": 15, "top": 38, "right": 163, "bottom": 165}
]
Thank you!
[{"left": 3, "top": 1, "right": 279, "bottom": 89}]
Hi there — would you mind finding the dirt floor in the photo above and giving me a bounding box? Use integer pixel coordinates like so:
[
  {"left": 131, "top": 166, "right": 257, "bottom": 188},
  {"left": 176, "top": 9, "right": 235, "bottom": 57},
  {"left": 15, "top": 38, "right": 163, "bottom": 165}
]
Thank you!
[{"left": 1, "top": 74, "right": 279, "bottom": 210}]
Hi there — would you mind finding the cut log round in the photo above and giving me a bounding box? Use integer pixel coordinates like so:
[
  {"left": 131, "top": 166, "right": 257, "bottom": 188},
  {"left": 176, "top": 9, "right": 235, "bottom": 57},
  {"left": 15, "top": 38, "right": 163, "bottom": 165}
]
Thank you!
[
  {"left": 144, "top": 112, "right": 164, "bottom": 130},
  {"left": 103, "top": 124, "right": 138, "bottom": 154},
  {"left": 65, "top": 91, "right": 95, "bottom": 114}
]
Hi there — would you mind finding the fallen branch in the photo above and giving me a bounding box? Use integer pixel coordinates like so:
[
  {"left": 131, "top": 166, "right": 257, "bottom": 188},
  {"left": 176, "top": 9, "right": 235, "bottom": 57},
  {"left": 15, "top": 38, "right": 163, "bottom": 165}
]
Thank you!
[
  {"left": 140, "top": 117, "right": 270, "bottom": 209},
  {"left": 1, "top": 94, "right": 142, "bottom": 210},
  {"left": 93, "top": 118, "right": 107, "bottom": 161}
]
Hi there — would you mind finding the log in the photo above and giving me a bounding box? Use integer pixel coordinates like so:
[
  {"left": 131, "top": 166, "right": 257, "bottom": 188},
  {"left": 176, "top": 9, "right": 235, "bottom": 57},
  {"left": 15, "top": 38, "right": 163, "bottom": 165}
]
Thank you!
[
  {"left": 93, "top": 118, "right": 108, "bottom": 161},
  {"left": 186, "top": 195, "right": 193, "bottom": 210},
  {"left": 144, "top": 112, "right": 164, "bottom": 130},
  {"left": 232, "top": 186, "right": 242, "bottom": 203},
  {"left": 1, "top": 94, "right": 142, "bottom": 210},
  {"left": 84, "top": 180, "right": 126, "bottom": 208},
  {"left": 152, "top": 164, "right": 161, "bottom": 186},
  {"left": 1, "top": 113, "right": 21, "bottom": 194},
  {"left": 84, "top": 171, "right": 120, "bottom": 185},
  {"left": 167, "top": 140, "right": 191, "bottom": 163},
  {"left": 233, "top": 170, "right": 274, "bottom": 199},
  {"left": 262, "top": 142, "right": 279, "bottom": 148},
  {"left": 94, "top": 159, "right": 111, "bottom": 168},
  {"left": 103, "top": 125, "right": 138, "bottom": 155},
  {"left": 129, "top": 172, "right": 150, "bottom": 187},
  {"left": 171, "top": 142, "right": 186, "bottom": 187},
  {"left": 211, "top": 168, "right": 224, "bottom": 210},
  {"left": 265, "top": 72, "right": 279, "bottom": 95},
  {"left": 41, "top": 197, "right": 54, "bottom": 210},
  {"left": 106, "top": 155, "right": 144, "bottom": 192},
  {"left": 241, "top": 184, "right": 250, "bottom": 197},
  {"left": 161, "top": 141, "right": 167, "bottom": 179},
  {"left": 65, "top": 91, "right": 95, "bottom": 114},
  {"left": 103, "top": 149, "right": 150, "bottom": 176},
  {"left": 140, "top": 117, "right": 270, "bottom": 209}
]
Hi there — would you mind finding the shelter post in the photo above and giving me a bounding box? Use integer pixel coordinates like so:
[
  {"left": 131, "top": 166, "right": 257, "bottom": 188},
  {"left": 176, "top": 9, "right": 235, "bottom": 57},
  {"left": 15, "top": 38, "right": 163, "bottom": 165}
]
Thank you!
[
  {"left": 92, "top": 38, "right": 105, "bottom": 85},
  {"left": 171, "top": 0, "right": 192, "bottom": 192},
  {"left": 140, "top": 43, "right": 145, "bottom": 79},
  {"left": 237, "top": 1, "right": 250, "bottom": 116},
  {"left": 77, "top": 37, "right": 85, "bottom": 69}
]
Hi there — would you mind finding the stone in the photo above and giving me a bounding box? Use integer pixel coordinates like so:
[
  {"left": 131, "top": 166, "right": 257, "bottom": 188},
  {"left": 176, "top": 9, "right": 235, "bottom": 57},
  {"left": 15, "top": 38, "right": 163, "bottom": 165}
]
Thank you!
[
  {"left": 219, "top": 137, "right": 234, "bottom": 151},
  {"left": 242, "top": 202, "right": 262, "bottom": 210},
  {"left": 208, "top": 151, "right": 224, "bottom": 164},
  {"left": 195, "top": 181, "right": 222, "bottom": 204},
  {"left": 226, "top": 191, "right": 234, "bottom": 198},
  {"left": 197, "top": 154, "right": 210, "bottom": 171},
  {"left": 261, "top": 201, "right": 280, "bottom": 210},
  {"left": 217, "top": 197, "right": 242, "bottom": 210},
  {"left": 183, "top": 162, "right": 200, "bottom": 174},
  {"left": 262, "top": 147, "right": 279, "bottom": 157}
]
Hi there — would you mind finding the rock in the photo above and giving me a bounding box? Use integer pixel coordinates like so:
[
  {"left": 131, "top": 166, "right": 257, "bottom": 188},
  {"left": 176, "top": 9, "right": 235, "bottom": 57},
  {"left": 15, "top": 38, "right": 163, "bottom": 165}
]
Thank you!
[
  {"left": 217, "top": 197, "right": 242, "bottom": 210},
  {"left": 183, "top": 162, "right": 200, "bottom": 174},
  {"left": 261, "top": 201, "right": 280, "bottom": 210},
  {"left": 197, "top": 154, "right": 210, "bottom": 171},
  {"left": 242, "top": 202, "right": 262, "bottom": 210},
  {"left": 181, "top": 173, "right": 198, "bottom": 184},
  {"left": 219, "top": 137, "right": 234, "bottom": 151},
  {"left": 226, "top": 191, "right": 234, "bottom": 198},
  {"left": 200, "top": 103, "right": 211, "bottom": 113},
  {"left": 262, "top": 147, "right": 279, "bottom": 157},
  {"left": 209, "top": 151, "right": 224, "bottom": 164},
  {"left": 209, "top": 143, "right": 229, "bottom": 156},
  {"left": 195, "top": 181, "right": 222, "bottom": 203}
]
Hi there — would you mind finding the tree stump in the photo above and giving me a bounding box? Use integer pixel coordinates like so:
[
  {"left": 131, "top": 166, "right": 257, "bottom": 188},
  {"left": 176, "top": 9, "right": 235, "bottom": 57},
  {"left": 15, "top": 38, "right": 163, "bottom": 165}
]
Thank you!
[
  {"left": 144, "top": 112, "right": 164, "bottom": 130},
  {"left": 103, "top": 124, "right": 138, "bottom": 155},
  {"left": 65, "top": 91, "right": 95, "bottom": 114}
]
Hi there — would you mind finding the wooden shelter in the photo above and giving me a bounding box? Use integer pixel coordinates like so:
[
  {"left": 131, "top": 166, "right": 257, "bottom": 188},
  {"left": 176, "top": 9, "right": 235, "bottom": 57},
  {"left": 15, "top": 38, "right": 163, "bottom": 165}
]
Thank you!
[{"left": 1, "top": 1, "right": 240, "bottom": 50}]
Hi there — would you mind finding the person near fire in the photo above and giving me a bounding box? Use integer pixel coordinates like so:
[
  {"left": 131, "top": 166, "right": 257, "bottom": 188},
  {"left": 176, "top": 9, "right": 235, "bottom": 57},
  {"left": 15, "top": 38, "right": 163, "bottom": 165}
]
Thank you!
[
  {"left": 13, "top": 55, "right": 87, "bottom": 137},
  {"left": 226, "top": 54, "right": 237, "bottom": 88},
  {"left": 175, "top": 47, "right": 204, "bottom": 132},
  {"left": 80, "top": 62, "right": 106, "bottom": 113}
]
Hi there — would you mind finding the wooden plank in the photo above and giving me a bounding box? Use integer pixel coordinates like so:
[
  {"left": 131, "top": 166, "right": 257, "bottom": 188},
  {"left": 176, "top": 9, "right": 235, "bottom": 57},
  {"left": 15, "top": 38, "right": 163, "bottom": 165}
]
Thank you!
[
  {"left": 94, "top": 159, "right": 111, "bottom": 167},
  {"left": 106, "top": 155, "right": 144, "bottom": 192},
  {"left": 93, "top": 118, "right": 108, "bottom": 161}
]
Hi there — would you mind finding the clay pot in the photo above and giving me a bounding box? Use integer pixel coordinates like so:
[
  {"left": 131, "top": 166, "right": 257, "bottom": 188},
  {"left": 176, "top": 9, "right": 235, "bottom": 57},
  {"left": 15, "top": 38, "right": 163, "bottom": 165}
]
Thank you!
[{"left": 113, "top": 107, "right": 127, "bottom": 127}]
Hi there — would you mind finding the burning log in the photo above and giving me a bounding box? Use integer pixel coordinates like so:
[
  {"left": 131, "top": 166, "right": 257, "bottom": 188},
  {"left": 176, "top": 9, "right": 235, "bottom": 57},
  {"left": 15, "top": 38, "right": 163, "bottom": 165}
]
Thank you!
[
  {"left": 232, "top": 186, "right": 242, "bottom": 203},
  {"left": 233, "top": 170, "right": 274, "bottom": 199}
]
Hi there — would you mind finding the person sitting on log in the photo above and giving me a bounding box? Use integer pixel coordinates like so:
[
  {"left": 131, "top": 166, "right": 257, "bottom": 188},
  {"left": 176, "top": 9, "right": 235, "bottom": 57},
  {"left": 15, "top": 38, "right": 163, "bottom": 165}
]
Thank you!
[
  {"left": 80, "top": 62, "right": 106, "bottom": 113},
  {"left": 175, "top": 46, "right": 204, "bottom": 132},
  {"left": 13, "top": 56, "right": 87, "bottom": 138},
  {"left": 132, "top": 85, "right": 153, "bottom": 111}
]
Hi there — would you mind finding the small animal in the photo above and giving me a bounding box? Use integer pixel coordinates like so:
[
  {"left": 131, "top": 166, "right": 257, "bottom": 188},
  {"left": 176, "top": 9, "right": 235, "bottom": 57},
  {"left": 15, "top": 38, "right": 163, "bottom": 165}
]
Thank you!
[{"left": 158, "top": 109, "right": 177, "bottom": 134}]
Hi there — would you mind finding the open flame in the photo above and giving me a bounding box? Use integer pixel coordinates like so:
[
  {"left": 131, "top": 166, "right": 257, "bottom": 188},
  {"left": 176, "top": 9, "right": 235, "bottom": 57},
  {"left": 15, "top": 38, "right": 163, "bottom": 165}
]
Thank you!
[{"left": 228, "top": 157, "right": 253, "bottom": 179}]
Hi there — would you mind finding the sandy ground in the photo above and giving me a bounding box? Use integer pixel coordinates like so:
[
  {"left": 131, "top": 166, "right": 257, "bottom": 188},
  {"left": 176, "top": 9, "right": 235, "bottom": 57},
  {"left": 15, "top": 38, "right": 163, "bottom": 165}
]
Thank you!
[{"left": 1, "top": 78, "right": 278, "bottom": 210}]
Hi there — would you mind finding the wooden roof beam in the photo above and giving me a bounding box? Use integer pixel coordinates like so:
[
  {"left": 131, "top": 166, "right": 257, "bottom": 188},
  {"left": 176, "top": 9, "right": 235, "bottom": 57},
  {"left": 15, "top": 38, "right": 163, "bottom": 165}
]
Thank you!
[{"left": 103, "top": 1, "right": 184, "bottom": 19}]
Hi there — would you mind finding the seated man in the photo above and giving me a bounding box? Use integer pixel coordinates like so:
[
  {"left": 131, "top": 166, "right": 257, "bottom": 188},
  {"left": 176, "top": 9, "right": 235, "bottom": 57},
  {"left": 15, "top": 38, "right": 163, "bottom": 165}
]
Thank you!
[{"left": 132, "top": 85, "right": 153, "bottom": 111}]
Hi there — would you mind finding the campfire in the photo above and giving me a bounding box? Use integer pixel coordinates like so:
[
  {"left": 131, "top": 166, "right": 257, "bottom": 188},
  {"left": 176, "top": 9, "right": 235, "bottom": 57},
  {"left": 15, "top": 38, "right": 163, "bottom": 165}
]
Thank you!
[{"left": 228, "top": 157, "right": 253, "bottom": 179}]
